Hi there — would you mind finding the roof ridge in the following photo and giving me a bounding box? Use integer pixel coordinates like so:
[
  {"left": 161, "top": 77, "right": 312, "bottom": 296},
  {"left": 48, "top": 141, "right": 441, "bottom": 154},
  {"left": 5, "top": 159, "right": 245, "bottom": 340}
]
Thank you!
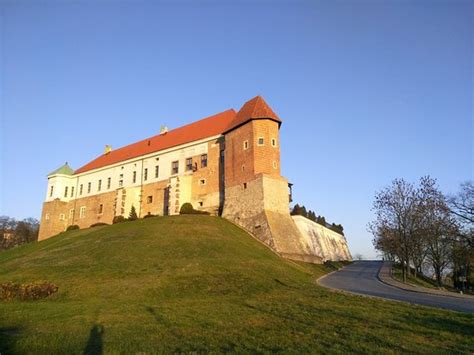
[
  {"left": 116, "top": 108, "right": 237, "bottom": 151},
  {"left": 74, "top": 108, "right": 237, "bottom": 174}
]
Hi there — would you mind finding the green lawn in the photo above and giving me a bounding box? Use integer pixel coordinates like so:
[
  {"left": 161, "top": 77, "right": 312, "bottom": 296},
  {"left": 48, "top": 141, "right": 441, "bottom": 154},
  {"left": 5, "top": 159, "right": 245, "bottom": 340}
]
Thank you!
[{"left": 1, "top": 216, "right": 473, "bottom": 354}]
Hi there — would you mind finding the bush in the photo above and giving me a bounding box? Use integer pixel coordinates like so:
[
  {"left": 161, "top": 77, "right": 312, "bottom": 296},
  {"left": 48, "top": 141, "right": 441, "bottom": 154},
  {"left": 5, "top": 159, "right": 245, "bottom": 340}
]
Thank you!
[
  {"left": 179, "top": 203, "right": 210, "bottom": 215},
  {"left": 143, "top": 213, "right": 156, "bottom": 219},
  {"left": 66, "top": 225, "right": 80, "bottom": 231},
  {"left": 0, "top": 281, "right": 58, "bottom": 301},
  {"left": 90, "top": 222, "right": 108, "bottom": 228},
  {"left": 128, "top": 206, "right": 138, "bottom": 221},
  {"left": 113, "top": 216, "right": 127, "bottom": 224},
  {"left": 180, "top": 203, "right": 194, "bottom": 214}
]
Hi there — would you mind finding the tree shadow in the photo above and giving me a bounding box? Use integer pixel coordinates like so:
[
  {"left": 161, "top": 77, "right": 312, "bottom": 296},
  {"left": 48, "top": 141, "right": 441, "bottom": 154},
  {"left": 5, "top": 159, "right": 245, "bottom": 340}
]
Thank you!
[
  {"left": 401, "top": 313, "right": 474, "bottom": 337},
  {"left": 83, "top": 324, "right": 104, "bottom": 355},
  {"left": 0, "top": 327, "right": 20, "bottom": 355}
]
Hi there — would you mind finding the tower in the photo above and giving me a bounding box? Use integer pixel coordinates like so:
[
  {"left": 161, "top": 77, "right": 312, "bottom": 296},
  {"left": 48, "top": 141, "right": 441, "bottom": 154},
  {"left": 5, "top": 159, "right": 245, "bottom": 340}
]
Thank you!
[
  {"left": 38, "top": 163, "right": 76, "bottom": 241},
  {"left": 222, "top": 96, "right": 318, "bottom": 262}
]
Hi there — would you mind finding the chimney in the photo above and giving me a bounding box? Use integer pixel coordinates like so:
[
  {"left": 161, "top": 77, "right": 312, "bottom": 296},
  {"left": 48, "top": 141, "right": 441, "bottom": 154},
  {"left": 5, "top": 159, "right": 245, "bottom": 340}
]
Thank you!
[
  {"left": 160, "top": 125, "right": 168, "bottom": 135},
  {"left": 104, "top": 145, "right": 112, "bottom": 154}
]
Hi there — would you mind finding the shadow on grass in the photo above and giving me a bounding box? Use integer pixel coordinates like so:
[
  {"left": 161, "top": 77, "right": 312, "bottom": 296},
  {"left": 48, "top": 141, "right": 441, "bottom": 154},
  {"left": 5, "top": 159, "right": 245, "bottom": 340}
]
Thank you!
[
  {"left": 0, "top": 327, "right": 20, "bottom": 354},
  {"left": 402, "top": 313, "right": 474, "bottom": 337},
  {"left": 83, "top": 324, "right": 104, "bottom": 355}
]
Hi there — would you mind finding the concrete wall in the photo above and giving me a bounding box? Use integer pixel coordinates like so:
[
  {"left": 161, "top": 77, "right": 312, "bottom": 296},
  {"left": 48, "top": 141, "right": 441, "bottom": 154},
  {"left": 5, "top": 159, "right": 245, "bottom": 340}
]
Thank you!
[{"left": 292, "top": 215, "right": 352, "bottom": 261}]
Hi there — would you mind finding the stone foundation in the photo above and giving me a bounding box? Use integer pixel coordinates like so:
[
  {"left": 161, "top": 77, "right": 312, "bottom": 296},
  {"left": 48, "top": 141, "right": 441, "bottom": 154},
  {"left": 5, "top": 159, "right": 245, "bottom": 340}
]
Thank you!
[{"left": 222, "top": 174, "right": 322, "bottom": 263}]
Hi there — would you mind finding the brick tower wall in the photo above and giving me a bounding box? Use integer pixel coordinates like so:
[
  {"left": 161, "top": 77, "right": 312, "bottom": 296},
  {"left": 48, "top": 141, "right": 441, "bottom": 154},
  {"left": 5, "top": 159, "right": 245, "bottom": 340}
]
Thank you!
[{"left": 222, "top": 119, "right": 322, "bottom": 263}]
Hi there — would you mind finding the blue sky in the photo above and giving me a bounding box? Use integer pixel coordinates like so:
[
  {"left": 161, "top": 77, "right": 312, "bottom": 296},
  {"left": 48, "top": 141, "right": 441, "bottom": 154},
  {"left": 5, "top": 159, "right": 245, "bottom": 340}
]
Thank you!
[{"left": 1, "top": 0, "right": 472, "bottom": 258}]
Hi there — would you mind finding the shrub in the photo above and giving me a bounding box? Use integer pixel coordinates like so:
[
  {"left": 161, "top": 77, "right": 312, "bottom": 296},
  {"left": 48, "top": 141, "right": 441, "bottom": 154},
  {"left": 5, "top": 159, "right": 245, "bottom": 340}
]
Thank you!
[
  {"left": 179, "top": 203, "right": 210, "bottom": 215},
  {"left": 112, "top": 216, "right": 127, "bottom": 224},
  {"left": 66, "top": 225, "right": 80, "bottom": 231},
  {"left": 90, "top": 222, "right": 108, "bottom": 228},
  {"left": 128, "top": 206, "right": 138, "bottom": 221},
  {"left": 0, "top": 281, "right": 58, "bottom": 301},
  {"left": 143, "top": 213, "right": 156, "bottom": 219},
  {"left": 180, "top": 203, "right": 194, "bottom": 214}
]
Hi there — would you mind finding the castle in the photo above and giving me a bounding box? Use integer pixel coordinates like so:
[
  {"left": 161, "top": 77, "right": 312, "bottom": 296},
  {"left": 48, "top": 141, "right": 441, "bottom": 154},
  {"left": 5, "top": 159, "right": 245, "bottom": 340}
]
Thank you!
[{"left": 39, "top": 96, "right": 351, "bottom": 263}]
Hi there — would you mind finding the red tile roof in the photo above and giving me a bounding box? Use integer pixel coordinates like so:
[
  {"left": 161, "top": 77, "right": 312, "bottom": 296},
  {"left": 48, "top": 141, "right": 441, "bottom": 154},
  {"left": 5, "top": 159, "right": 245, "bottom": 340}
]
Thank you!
[
  {"left": 74, "top": 96, "right": 281, "bottom": 174},
  {"left": 224, "top": 95, "right": 281, "bottom": 133},
  {"left": 75, "top": 109, "right": 236, "bottom": 174}
]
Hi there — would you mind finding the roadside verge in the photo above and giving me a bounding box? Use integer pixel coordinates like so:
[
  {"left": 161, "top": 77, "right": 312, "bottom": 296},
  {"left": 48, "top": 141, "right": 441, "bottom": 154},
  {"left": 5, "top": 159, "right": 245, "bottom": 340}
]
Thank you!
[{"left": 378, "top": 262, "right": 473, "bottom": 300}]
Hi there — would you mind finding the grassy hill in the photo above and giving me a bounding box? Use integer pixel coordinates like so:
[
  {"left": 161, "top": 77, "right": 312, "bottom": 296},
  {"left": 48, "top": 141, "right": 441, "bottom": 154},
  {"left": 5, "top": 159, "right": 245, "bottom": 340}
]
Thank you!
[{"left": 0, "top": 216, "right": 472, "bottom": 354}]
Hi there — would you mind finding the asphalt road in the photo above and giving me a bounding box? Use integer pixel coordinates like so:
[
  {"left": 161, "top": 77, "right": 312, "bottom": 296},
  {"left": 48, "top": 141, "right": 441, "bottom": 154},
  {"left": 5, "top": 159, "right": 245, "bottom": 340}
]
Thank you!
[{"left": 318, "top": 260, "right": 474, "bottom": 313}]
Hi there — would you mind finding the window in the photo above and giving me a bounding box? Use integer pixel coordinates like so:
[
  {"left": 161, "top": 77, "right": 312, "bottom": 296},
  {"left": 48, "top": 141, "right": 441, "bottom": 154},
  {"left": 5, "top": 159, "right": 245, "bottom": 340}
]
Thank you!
[
  {"left": 273, "top": 161, "right": 277, "bottom": 169},
  {"left": 69, "top": 209, "right": 74, "bottom": 219},
  {"left": 98, "top": 180, "right": 102, "bottom": 192},
  {"left": 45, "top": 213, "right": 50, "bottom": 220},
  {"left": 155, "top": 165, "right": 159, "bottom": 178},
  {"left": 87, "top": 182, "right": 91, "bottom": 194},
  {"left": 119, "top": 179, "right": 123, "bottom": 187},
  {"left": 80, "top": 206, "right": 86, "bottom": 218},
  {"left": 199, "top": 179, "right": 206, "bottom": 186},
  {"left": 271, "top": 138, "right": 277, "bottom": 147},
  {"left": 257, "top": 137, "right": 264, "bottom": 146},
  {"left": 107, "top": 177, "right": 111, "bottom": 189},
  {"left": 80, "top": 184, "right": 83, "bottom": 195},
  {"left": 243, "top": 183, "right": 247, "bottom": 189},
  {"left": 64, "top": 186, "right": 68, "bottom": 198},
  {"left": 243, "top": 140, "right": 249, "bottom": 150},
  {"left": 70, "top": 186, "right": 74, "bottom": 197},
  {"left": 98, "top": 204, "right": 103, "bottom": 214},
  {"left": 49, "top": 185, "right": 54, "bottom": 197},
  {"left": 186, "top": 158, "right": 193, "bottom": 171},
  {"left": 59, "top": 213, "right": 65, "bottom": 221},
  {"left": 198, "top": 201, "right": 203, "bottom": 207},
  {"left": 147, "top": 196, "right": 153, "bottom": 204},
  {"left": 201, "top": 154, "right": 208, "bottom": 168},
  {"left": 171, "top": 161, "right": 179, "bottom": 174},
  {"left": 144, "top": 168, "right": 148, "bottom": 181},
  {"left": 133, "top": 171, "right": 137, "bottom": 183}
]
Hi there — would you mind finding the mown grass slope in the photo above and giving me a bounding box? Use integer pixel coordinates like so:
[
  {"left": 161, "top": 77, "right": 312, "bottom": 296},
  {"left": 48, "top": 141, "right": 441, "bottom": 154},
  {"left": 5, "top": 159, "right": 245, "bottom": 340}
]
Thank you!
[{"left": 0, "top": 216, "right": 473, "bottom": 354}]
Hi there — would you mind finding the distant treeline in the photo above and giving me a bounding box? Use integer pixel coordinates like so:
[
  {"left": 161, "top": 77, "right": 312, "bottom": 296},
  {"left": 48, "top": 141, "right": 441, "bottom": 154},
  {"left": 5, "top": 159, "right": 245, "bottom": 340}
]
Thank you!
[
  {"left": 290, "top": 204, "right": 344, "bottom": 235},
  {"left": 0, "top": 216, "right": 39, "bottom": 251}
]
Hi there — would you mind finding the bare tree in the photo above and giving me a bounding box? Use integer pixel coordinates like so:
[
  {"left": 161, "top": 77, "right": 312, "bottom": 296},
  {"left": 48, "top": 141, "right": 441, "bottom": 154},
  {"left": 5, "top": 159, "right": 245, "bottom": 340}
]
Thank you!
[
  {"left": 370, "top": 179, "right": 419, "bottom": 282},
  {"left": 448, "top": 181, "right": 473, "bottom": 289},
  {"left": 0, "top": 216, "right": 39, "bottom": 251},
  {"left": 449, "top": 181, "right": 474, "bottom": 226},
  {"left": 354, "top": 253, "right": 364, "bottom": 260}
]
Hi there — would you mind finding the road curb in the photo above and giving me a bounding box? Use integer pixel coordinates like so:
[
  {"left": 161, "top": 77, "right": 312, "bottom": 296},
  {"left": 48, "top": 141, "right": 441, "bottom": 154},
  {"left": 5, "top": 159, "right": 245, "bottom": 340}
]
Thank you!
[{"left": 377, "top": 262, "right": 474, "bottom": 300}]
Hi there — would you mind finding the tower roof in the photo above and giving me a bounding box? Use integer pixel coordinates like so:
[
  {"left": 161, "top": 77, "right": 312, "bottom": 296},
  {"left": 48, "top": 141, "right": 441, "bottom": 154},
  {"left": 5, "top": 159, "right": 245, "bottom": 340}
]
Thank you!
[
  {"left": 224, "top": 95, "right": 281, "bottom": 133},
  {"left": 48, "top": 163, "right": 74, "bottom": 176}
]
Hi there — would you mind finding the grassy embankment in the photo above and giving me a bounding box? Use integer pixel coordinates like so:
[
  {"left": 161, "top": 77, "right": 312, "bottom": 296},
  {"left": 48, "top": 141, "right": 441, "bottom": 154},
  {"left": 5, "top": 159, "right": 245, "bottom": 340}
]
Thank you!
[
  {"left": 1, "top": 216, "right": 473, "bottom": 353},
  {"left": 391, "top": 264, "right": 457, "bottom": 291}
]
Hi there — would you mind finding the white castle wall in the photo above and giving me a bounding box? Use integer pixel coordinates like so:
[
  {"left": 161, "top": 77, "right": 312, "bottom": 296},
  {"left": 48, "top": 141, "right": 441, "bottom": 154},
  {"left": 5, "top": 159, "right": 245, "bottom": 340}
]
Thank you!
[
  {"left": 292, "top": 215, "right": 352, "bottom": 262},
  {"left": 45, "top": 137, "right": 216, "bottom": 204}
]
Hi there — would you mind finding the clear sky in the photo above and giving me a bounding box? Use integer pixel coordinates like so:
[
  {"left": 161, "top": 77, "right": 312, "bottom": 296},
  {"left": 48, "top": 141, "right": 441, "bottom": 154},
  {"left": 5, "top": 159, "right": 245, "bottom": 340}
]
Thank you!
[{"left": 1, "top": 0, "right": 472, "bottom": 258}]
